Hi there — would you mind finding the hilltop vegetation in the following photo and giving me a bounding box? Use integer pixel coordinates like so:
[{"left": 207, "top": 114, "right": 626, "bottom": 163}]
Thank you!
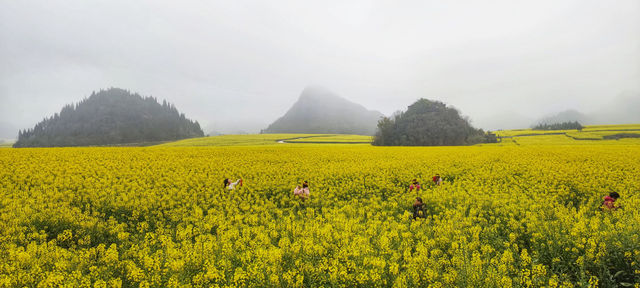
[
  {"left": 533, "top": 121, "right": 584, "bottom": 131},
  {"left": 14, "top": 88, "right": 203, "bottom": 147},
  {"left": 263, "top": 87, "right": 383, "bottom": 136},
  {"left": 373, "top": 99, "right": 497, "bottom": 146}
]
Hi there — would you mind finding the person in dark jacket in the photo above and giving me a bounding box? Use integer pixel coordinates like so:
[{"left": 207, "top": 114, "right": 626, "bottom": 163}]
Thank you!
[{"left": 413, "top": 197, "right": 426, "bottom": 220}]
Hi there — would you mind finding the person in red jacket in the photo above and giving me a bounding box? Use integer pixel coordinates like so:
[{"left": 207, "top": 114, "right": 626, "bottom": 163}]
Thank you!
[{"left": 601, "top": 192, "right": 620, "bottom": 211}]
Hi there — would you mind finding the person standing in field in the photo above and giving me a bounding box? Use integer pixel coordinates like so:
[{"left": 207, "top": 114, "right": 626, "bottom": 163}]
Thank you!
[
  {"left": 294, "top": 181, "right": 310, "bottom": 200},
  {"left": 409, "top": 179, "right": 421, "bottom": 192},
  {"left": 432, "top": 174, "right": 442, "bottom": 186},
  {"left": 601, "top": 192, "right": 620, "bottom": 211},
  {"left": 413, "top": 197, "right": 426, "bottom": 220},
  {"left": 224, "top": 178, "right": 243, "bottom": 190}
]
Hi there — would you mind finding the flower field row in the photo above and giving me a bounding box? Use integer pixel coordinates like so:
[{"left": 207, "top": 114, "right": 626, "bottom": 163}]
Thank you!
[{"left": 1, "top": 144, "right": 639, "bottom": 287}]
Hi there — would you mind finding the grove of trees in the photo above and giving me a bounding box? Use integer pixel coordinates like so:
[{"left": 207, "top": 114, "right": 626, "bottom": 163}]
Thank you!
[
  {"left": 14, "top": 88, "right": 204, "bottom": 147},
  {"left": 533, "top": 121, "right": 584, "bottom": 131},
  {"left": 372, "top": 98, "right": 497, "bottom": 146}
]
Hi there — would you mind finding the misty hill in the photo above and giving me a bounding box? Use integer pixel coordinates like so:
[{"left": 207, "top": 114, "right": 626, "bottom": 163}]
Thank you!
[
  {"left": 14, "top": 88, "right": 204, "bottom": 147},
  {"left": 263, "top": 87, "right": 383, "bottom": 135},
  {"left": 373, "top": 98, "right": 497, "bottom": 146},
  {"left": 534, "top": 110, "right": 589, "bottom": 127},
  {"left": 532, "top": 92, "right": 640, "bottom": 127}
]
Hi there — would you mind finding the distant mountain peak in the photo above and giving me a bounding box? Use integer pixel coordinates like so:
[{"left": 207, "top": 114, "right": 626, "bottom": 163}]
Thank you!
[
  {"left": 263, "top": 86, "right": 383, "bottom": 135},
  {"left": 298, "top": 86, "right": 342, "bottom": 100}
]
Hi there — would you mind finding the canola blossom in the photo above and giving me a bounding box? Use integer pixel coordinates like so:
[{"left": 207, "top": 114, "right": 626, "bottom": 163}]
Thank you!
[{"left": 1, "top": 144, "right": 639, "bottom": 287}]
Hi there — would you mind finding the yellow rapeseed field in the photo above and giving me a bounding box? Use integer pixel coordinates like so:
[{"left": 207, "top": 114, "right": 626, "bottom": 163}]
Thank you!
[{"left": 1, "top": 142, "right": 639, "bottom": 287}]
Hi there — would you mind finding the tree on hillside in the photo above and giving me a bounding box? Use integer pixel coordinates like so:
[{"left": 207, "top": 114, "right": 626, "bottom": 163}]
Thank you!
[{"left": 372, "top": 98, "right": 497, "bottom": 146}]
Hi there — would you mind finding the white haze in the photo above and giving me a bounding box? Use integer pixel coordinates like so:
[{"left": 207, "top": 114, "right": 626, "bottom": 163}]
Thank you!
[{"left": 1, "top": 0, "right": 639, "bottom": 137}]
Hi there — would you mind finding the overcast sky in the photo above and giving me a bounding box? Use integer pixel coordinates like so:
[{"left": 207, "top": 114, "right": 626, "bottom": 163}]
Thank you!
[{"left": 1, "top": 0, "right": 639, "bottom": 136}]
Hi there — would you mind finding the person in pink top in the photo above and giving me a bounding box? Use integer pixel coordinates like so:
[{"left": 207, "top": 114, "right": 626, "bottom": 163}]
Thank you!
[
  {"left": 601, "top": 192, "right": 620, "bottom": 211},
  {"left": 409, "top": 179, "right": 421, "bottom": 192},
  {"left": 293, "top": 181, "right": 310, "bottom": 201}
]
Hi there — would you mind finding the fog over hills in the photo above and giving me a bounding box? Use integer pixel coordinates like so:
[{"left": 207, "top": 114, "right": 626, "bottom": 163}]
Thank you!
[
  {"left": 530, "top": 92, "right": 640, "bottom": 127},
  {"left": 263, "top": 87, "right": 383, "bottom": 135},
  {"left": 3, "top": 89, "right": 638, "bottom": 138},
  {"left": 466, "top": 91, "right": 639, "bottom": 131},
  {"left": 1, "top": 1, "right": 638, "bottom": 137}
]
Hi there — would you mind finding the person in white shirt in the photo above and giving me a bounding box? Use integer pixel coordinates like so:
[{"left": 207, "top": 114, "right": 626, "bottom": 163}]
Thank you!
[
  {"left": 224, "top": 178, "right": 243, "bottom": 190},
  {"left": 293, "top": 181, "right": 310, "bottom": 200}
]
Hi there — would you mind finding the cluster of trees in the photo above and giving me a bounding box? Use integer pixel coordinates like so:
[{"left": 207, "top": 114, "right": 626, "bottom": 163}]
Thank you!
[
  {"left": 14, "top": 88, "right": 204, "bottom": 147},
  {"left": 533, "top": 121, "right": 584, "bottom": 131},
  {"left": 373, "top": 99, "right": 497, "bottom": 146}
]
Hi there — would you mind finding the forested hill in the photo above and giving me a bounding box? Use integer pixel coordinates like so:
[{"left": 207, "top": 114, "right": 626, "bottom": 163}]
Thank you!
[
  {"left": 14, "top": 88, "right": 204, "bottom": 147},
  {"left": 373, "top": 98, "right": 497, "bottom": 146},
  {"left": 263, "top": 87, "right": 383, "bottom": 135}
]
